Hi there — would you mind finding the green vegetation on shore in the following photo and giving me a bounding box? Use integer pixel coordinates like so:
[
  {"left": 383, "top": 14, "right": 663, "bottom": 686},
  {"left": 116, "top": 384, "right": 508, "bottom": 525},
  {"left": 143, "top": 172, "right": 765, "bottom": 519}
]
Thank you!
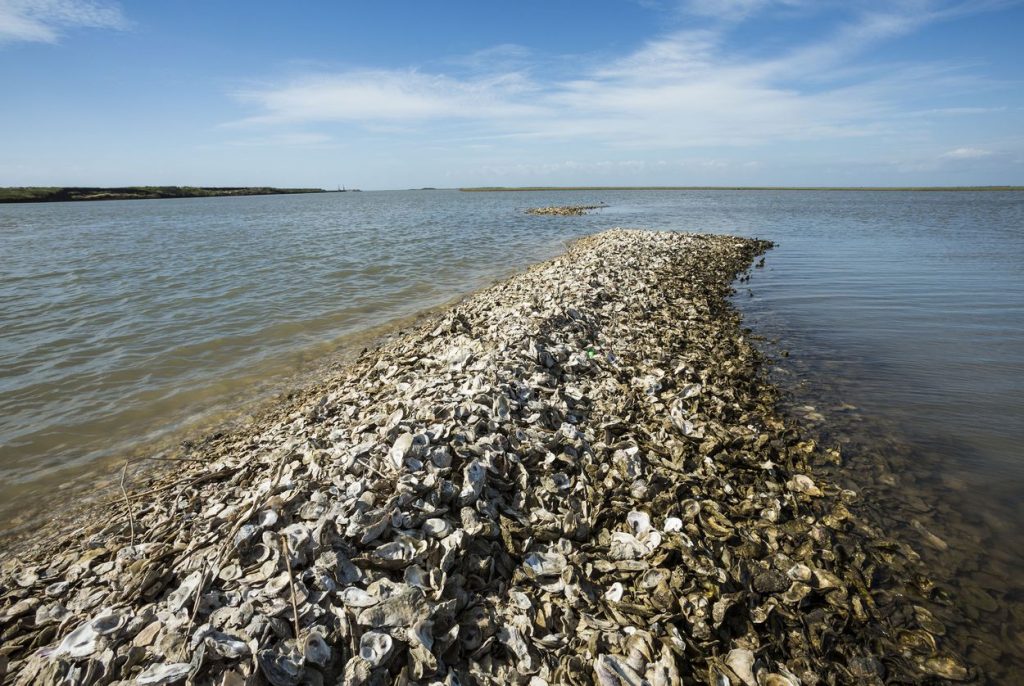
[
  {"left": 0, "top": 186, "right": 326, "bottom": 204},
  {"left": 460, "top": 185, "right": 1024, "bottom": 192}
]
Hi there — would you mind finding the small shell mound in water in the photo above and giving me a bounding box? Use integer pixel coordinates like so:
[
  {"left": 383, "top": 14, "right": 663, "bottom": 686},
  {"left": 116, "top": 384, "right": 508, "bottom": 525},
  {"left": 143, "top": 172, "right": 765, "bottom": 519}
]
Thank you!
[
  {"left": 526, "top": 204, "right": 605, "bottom": 216},
  {"left": 0, "top": 230, "right": 970, "bottom": 684}
]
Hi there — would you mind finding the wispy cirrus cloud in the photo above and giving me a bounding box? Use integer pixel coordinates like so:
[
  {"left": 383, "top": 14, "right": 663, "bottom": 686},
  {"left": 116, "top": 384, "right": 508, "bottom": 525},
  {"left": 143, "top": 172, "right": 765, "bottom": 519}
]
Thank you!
[
  {"left": 942, "top": 146, "right": 994, "bottom": 158},
  {"left": 233, "top": 70, "right": 542, "bottom": 126},
  {"left": 229, "top": 0, "right": 1017, "bottom": 158},
  {"left": 680, "top": 0, "right": 808, "bottom": 21},
  {"left": 225, "top": 132, "right": 335, "bottom": 148},
  {"left": 0, "top": 0, "right": 126, "bottom": 44},
  {"left": 680, "top": 0, "right": 1019, "bottom": 22}
]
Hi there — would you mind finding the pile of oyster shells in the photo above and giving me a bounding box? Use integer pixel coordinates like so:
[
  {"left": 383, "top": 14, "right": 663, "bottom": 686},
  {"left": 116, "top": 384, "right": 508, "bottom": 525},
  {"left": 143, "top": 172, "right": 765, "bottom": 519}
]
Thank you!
[
  {"left": 526, "top": 205, "right": 604, "bottom": 216},
  {"left": 0, "top": 230, "right": 971, "bottom": 684}
]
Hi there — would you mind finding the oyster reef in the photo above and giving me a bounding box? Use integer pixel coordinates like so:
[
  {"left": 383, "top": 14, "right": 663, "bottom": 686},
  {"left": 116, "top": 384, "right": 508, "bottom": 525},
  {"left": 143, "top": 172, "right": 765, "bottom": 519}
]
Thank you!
[{"left": 0, "top": 231, "right": 969, "bottom": 684}]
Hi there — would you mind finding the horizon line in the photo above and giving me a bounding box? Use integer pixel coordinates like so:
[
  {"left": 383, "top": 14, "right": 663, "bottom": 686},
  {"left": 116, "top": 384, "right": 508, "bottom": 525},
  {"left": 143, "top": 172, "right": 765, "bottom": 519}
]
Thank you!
[{"left": 458, "top": 185, "right": 1024, "bottom": 192}]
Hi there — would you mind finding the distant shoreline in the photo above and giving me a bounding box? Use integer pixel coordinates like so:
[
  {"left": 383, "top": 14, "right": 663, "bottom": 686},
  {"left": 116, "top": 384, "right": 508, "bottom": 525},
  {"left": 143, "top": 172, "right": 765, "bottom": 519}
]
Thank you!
[
  {"left": 460, "top": 185, "right": 1024, "bottom": 192},
  {"left": 0, "top": 186, "right": 326, "bottom": 204}
]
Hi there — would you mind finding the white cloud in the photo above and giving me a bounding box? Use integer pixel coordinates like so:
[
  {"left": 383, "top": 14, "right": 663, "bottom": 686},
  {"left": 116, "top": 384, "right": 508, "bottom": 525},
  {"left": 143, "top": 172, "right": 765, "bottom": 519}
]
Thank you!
[
  {"left": 440, "top": 44, "right": 534, "bottom": 72},
  {"left": 680, "top": 0, "right": 805, "bottom": 21},
  {"left": 233, "top": 70, "right": 542, "bottom": 125},
  {"left": 229, "top": 1, "right": 1013, "bottom": 156},
  {"left": 226, "top": 132, "right": 335, "bottom": 147},
  {"left": 468, "top": 156, "right": 766, "bottom": 183},
  {"left": 679, "top": 0, "right": 1015, "bottom": 24},
  {"left": 941, "top": 147, "right": 994, "bottom": 159},
  {"left": 590, "top": 30, "right": 720, "bottom": 80},
  {"left": 0, "top": 0, "right": 126, "bottom": 44},
  {"left": 902, "top": 106, "right": 1005, "bottom": 117}
]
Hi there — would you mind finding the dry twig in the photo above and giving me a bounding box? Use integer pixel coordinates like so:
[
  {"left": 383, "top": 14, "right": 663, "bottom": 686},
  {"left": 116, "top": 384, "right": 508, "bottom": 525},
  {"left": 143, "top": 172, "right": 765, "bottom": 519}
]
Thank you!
[
  {"left": 119, "top": 461, "right": 135, "bottom": 547},
  {"left": 133, "top": 455, "right": 208, "bottom": 463},
  {"left": 280, "top": 533, "right": 302, "bottom": 640}
]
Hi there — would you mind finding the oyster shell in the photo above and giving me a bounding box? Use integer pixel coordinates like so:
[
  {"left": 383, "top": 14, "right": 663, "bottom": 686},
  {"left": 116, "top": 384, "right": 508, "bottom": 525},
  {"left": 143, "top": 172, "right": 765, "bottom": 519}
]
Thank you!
[
  {"left": 359, "top": 631, "right": 394, "bottom": 667},
  {"left": 302, "top": 632, "right": 331, "bottom": 667},
  {"left": 51, "top": 622, "right": 100, "bottom": 660},
  {"left": 136, "top": 662, "right": 191, "bottom": 685}
]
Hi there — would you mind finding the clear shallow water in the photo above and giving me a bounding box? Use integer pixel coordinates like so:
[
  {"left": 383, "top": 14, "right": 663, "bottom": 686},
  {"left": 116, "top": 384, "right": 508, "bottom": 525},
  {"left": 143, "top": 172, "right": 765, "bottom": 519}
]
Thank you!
[{"left": 2, "top": 188, "right": 1023, "bottom": 674}]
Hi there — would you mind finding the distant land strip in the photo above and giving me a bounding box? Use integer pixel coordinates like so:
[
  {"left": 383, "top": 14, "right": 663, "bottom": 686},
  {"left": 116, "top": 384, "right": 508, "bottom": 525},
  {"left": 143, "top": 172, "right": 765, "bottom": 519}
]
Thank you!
[
  {"left": 0, "top": 186, "right": 326, "bottom": 204},
  {"left": 459, "top": 185, "right": 1024, "bottom": 192}
]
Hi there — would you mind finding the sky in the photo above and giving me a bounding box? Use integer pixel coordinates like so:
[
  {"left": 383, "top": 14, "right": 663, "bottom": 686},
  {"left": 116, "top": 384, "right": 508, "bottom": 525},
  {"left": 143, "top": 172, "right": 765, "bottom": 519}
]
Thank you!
[{"left": 0, "top": 0, "right": 1022, "bottom": 189}]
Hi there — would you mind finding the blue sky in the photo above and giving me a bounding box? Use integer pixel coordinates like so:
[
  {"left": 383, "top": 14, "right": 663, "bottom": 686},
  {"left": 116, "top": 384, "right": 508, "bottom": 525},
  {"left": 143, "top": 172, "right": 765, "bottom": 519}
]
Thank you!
[{"left": 0, "top": 0, "right": 1021, "bottom": 188}]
